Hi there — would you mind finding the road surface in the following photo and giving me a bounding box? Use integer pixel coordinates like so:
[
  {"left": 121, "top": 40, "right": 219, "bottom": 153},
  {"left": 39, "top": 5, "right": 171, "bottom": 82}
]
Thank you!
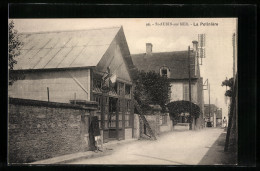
[{"left": 69, "top": 128, "right": 235, "bottom": 165}]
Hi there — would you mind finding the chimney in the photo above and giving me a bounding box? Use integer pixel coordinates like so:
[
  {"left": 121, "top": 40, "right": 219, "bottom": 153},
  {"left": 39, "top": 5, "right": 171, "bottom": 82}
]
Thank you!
[
  {"left": 192, "top": 40, "right": 198, "bottom": 52},
  {"left": 146, "top": 43, "right": 153, "bottom": 55}
]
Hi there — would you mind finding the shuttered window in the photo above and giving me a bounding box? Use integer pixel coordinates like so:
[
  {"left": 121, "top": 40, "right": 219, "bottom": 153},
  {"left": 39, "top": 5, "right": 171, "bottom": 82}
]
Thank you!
[
  {"left": 183, "top": 84, "right": 189, "bottom": 101},
  {"left": 183, "top": 84, "right": 195, "bottom": 102}
]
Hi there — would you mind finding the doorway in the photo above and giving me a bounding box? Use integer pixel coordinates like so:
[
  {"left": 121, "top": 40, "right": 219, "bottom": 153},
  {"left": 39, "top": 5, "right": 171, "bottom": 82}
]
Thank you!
[{"left": 108, "top": 97, "right": 117, "bottom": 139}]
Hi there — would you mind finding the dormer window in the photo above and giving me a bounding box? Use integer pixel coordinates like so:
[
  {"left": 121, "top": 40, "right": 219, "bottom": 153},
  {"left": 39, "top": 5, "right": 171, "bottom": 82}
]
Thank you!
[
  {"left": 160, "top": 66, "right": 170, "bottom": 77},
  {"left": 161, "top": 69, "right": 167, "bottom": 76}
]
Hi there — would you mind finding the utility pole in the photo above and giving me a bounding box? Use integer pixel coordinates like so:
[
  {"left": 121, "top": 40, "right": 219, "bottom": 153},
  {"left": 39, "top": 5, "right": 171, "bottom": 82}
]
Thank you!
[
  {"left": 188, "top": 46, "right": 192, "bottom": 130},
  {"left": 47, "top": 87, "right": 49, "bottom": 102},
  {"left": 203, "top": 79, "right": 209, "bottom": 127},
  {"left": 208, "top": 83, "right": 211, "bottom": 125}
]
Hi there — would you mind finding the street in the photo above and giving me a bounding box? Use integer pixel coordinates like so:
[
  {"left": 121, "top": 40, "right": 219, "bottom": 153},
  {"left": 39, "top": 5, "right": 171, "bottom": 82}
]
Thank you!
[{"left": 69, "top": 128, "right": 235, "bottom": 165}]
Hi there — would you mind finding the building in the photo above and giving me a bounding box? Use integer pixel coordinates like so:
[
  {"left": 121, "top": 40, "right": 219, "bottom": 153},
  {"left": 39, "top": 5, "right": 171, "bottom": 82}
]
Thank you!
[
  {"left": 204, "top": 104, "right": 222, "bottom": 127},
  {"left": 8, "top": 26, "right": 135, "bottom": 143},
  {"left": 131, "top": 41, "right": 204, "bottom": 130}
]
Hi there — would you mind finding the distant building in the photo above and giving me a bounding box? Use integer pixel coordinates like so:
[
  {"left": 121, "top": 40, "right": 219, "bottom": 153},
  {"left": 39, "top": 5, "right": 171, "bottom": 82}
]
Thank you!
[
  {"left": 204, "top": 104, "right": 222, "bottom": 127},
  {"left": 131, "top": 41, "right": 204, "bottom": 130}
]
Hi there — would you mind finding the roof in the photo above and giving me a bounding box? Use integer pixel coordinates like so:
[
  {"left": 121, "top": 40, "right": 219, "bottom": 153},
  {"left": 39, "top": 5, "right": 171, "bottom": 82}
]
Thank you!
[
  {"left": 14, "top": 27, "right": 121, "bottom": 70},
  {"left": 131, "top": 51, "right": 196, "bottom": 79}
]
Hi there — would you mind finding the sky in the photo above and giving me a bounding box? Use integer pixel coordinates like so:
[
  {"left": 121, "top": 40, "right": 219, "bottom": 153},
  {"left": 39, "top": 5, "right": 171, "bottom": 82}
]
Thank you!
[{"left": 11, "top": 18, "right": 237, "bottom": 119}]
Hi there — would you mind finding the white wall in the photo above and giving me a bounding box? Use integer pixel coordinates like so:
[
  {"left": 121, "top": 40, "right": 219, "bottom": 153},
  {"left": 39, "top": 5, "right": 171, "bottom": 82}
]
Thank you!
[
  {"left": 125, "top": 128, "right": 133, "bottom": 140},
  {"left": 9, "top": 69, "right": 91, "bottom": 103},
  {"left": 170, "top": 82, "right": 183, "bottom": 102}
]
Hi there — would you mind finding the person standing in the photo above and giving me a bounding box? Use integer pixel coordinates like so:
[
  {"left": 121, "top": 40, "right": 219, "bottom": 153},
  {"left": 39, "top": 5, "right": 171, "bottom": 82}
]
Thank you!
[
  {"left": 90, "top": 116, "right": 103, "bottom": 152},
  {"left": 223, "top": 116, "right": 227, "bottom": 128}
]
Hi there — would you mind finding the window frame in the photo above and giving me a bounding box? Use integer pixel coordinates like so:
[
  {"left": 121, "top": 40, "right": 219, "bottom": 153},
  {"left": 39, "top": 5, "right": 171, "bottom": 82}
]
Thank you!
[{"left": 160, "top": 66, "right": 170, "bottom": 78}]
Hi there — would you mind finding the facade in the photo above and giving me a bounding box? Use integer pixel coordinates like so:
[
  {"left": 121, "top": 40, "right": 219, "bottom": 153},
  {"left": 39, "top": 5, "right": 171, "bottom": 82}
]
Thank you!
[
  {"left": 9, "top": 26, "right": 135, "bottom": 143},
  {"left": 131, "top": 41, "right": 204, "bottom": 130}
]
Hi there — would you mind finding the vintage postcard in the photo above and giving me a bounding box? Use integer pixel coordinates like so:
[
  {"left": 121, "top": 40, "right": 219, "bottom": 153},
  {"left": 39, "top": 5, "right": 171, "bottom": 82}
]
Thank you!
[{"left": 8, "top": 18, "right": 238, "bottom": 165}]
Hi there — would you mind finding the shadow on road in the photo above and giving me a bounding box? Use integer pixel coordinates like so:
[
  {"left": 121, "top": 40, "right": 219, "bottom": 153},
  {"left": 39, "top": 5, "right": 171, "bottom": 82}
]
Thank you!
[{"left": 198, "top": 130, "right": 237, "bottom": 165}]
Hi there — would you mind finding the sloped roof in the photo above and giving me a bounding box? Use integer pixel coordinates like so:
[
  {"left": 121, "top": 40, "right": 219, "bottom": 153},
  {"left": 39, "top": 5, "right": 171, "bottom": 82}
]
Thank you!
[
  {"left": 131, "top": 51, "right": 196, "bottom": 79},
  {"left": 14, "top": 27, "right": 121, "bottom": 70}
]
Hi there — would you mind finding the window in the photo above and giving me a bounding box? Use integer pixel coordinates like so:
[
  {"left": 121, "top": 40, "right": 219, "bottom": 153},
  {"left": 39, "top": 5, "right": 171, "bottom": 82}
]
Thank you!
[
  {"left": 125, "top": 100, "right": 132, "bottom": 127},
  {"left": 109, "top": 97, "right": 117, "bottom": 113},
  {"left": 118, "top": 99, "right": 122, "bottom": 112},
  {"left": 183, "top": 84, "right": 189, "bottom": 101},
  {"left": 126, "top": 100, "right": 131, "bottom": 113},
  {"left": 93, "top": 94, "right": 102, "bottom": 128},
  {"left": 125, "top": 85, "right": 131, "bottom": 98},
  {"left": 118, "top": 82, "right": 124, "bottom": 96},
  {"left": 93, "top": 94, "right": 102, "bottom": 111},
  {"left": 93, "top": 79, "right": 102, "bottom": 89},
  {"left": 161, "top": 69, "right": 167, "bottom": 77},
  {"left": 183, "top": 84, "right": 195, "bottom": 102},
  {"left": 108, "top": 97, "right": 117, "bottom": 128},
  {"left": 160, "top": 66, "right": 170, "bottom": 77}
]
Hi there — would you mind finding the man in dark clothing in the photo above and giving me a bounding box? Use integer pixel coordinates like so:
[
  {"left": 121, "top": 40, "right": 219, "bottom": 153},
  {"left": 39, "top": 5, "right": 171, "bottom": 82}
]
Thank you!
[{"left": 91, "top": 116, "right": 103, "bottom": 152}]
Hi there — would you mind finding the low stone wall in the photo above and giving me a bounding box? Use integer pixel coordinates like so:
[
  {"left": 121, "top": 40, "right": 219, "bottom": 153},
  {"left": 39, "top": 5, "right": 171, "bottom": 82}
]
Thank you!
[
  {"left": 160, "top": 114, "right": 173, "bottom": 133},
  {"left": 173, "top": 123, "right": 190, "bottom": 131},
  {"left": 144, "top": 114, "right": 160, "bottom": 136},
  {"left": 8, "top": 98, "right": 97, "bottom": 164},
  {"left": 125, "top": 128, "right": 133, "bottom": 140},
  {"left": 137, "top": 107, "right": 173, "bottom": 139},
  {"left": 133, "top": 114, "right": 140, "bottom": 139}
]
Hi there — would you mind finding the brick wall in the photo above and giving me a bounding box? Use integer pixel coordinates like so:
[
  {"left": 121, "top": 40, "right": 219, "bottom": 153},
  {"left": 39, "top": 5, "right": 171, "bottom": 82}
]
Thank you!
[{"left": 8, "top": 98, "right": 97, "bottom": 164}]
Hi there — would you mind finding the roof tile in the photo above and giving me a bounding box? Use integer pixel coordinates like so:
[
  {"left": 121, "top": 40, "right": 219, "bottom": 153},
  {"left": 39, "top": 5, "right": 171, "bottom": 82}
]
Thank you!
[{"left": 131, "top": 51, "right": 197, "bottom": 79}]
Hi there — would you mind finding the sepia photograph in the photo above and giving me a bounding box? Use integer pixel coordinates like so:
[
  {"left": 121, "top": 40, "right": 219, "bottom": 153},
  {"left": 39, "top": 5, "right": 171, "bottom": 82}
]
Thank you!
[{"left": 8, "top": 18, "right": 238, "bottom": 165}]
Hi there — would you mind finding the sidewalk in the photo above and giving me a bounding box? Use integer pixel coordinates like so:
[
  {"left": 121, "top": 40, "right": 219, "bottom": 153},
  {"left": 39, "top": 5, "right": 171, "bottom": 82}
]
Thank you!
[{"left": 30, "top": 139, "right": 138, "bottom": 165}]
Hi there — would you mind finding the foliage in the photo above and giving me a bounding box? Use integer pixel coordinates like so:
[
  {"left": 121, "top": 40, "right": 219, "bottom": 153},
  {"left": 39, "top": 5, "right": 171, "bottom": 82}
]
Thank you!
[
  {"left": 132, "top": 69, "right": 170, "bottom": 112},
  {"left": 221, "top": 77, "right": 234, "bottom": 97},
  {"left": 167, "top": 100, "right": 201, "bottom": 122},
  {"left": 9, "top": 20, "right": 24, "bottom": 85}
]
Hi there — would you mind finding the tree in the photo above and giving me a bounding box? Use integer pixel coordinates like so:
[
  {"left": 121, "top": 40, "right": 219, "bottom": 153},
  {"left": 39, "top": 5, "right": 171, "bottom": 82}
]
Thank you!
[
  {"left": 167, "top": 100, "right": 202, "bottom": 124},
  {"left": 9, "top": 20, "right": 24, "bottom": 85},
  {"left": 221, "top": 77, "right": 234, "bottom": 97},
  {"left": 132, "top": 69, "right": 170, "bottom": 112}
]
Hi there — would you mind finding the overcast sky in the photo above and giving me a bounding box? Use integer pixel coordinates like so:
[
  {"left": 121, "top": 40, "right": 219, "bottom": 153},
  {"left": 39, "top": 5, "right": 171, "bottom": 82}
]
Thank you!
[{"left": 11, "top": 18, "right": 237, "bottom": 119}]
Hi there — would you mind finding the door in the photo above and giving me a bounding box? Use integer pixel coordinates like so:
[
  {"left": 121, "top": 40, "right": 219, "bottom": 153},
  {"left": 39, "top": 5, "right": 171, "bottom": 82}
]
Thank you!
[
  {"left": 102, "top": 96, "right": 119, "bottom": 142},
  {"left": 108, "top": 97, "right": 117, "bottom": 139}
]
